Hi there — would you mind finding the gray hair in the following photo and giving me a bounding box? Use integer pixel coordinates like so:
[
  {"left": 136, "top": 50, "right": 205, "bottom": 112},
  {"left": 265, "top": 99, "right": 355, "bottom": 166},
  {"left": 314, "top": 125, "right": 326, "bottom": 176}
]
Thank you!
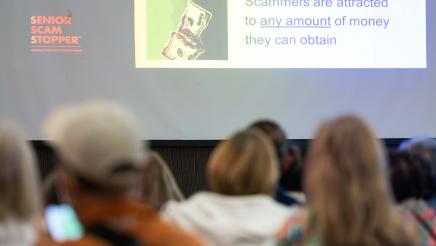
[
  {"left": 0, "top": 123, "right": 41, "bottom": 220},
  {"left": 141, "top": 152, "right": 184, "bottom": 208}
]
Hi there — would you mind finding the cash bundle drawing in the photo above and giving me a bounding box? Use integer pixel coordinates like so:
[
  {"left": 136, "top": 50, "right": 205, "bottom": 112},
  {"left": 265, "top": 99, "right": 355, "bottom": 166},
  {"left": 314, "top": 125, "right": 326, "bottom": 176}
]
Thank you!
[{"left": 162, "top": 1, "right": 212, "bottom": 60}]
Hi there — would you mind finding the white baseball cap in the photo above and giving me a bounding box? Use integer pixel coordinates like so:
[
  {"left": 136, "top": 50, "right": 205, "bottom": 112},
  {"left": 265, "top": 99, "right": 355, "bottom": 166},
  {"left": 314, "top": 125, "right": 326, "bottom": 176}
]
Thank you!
[{"left": 44, "top": 101, "right": 147, "bottom": 190}]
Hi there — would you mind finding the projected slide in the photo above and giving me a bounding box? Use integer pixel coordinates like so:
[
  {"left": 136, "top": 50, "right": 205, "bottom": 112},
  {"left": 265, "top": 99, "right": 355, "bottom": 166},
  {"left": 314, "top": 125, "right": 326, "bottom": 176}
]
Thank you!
[{"left": 135, "top": 0, "right": 426, "bottom": 68}]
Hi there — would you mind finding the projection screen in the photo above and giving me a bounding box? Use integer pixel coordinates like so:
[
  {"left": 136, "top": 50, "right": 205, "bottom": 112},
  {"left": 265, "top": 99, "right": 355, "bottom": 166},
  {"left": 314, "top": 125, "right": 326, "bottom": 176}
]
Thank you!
[{"left": 0, "top": 0, "right": 434, "bottom": 140}]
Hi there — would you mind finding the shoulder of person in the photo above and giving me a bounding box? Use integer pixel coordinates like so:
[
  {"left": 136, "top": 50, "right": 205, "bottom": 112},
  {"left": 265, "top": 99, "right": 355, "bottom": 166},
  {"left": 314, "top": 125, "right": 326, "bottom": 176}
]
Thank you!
[
  {"left": 275, "top": 209, "right": 312, "bottom": 246},
  {"left": 131, "top": 204, "right": 204, "bottom": 246},
  {"left": 161, "top": 191, "right": 213, "bottom": 212},
  {"left": 37, "top": 233, "right": 109, "bottom": 246},
  {"left": 399, "top": 199, "right": 436, "bottom": 246},
  {"left": 37, "top": 218, "right": 203, "bottom": 246}
]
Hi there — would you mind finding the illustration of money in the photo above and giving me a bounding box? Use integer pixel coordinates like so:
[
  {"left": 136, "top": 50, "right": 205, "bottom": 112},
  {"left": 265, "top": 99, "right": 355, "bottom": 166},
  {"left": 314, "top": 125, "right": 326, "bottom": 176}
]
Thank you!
[
  {"left": 162, "top": 0, "right": 212, "bottom": 60},
  {"left": 162, "top": 32, "right": 205, "bottom": 60},
  {"left": 179, "top": 1, "right": 212, "bottom": 36}
]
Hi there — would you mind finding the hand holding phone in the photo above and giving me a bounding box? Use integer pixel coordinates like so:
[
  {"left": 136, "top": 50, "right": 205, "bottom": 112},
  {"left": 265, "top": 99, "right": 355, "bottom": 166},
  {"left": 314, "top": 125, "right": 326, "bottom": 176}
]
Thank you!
[{"left": 45, "top": 204, "right": 84, "bottom": 242}]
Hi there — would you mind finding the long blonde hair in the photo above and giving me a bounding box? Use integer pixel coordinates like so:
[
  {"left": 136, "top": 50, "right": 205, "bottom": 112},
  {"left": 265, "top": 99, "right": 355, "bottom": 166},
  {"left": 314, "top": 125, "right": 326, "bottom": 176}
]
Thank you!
[{"left": 305, "top": 115, "right": 414, "bottom": 246}]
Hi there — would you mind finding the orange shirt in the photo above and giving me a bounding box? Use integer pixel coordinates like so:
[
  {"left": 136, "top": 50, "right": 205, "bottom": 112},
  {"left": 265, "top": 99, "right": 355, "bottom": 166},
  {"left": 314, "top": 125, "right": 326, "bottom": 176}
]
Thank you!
[{"left": 38, "top": 194, "right": 203, "bottom": 246}]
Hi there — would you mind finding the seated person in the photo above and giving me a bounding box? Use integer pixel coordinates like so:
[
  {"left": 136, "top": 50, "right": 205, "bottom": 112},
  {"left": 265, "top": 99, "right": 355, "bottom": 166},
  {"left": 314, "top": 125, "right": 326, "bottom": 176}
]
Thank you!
[
  {"left": 163, "top": 129, "right": 297, "bottom": 246},
  {"left": 0, "top": 123, "right": 41, "bottom": 246},
  {"left": 389, "top": 150, "right": 436, "bottom": 244},
  {"left": 141, "top": 151, "right": 185, "bottom": 209},
  {"left": 39, "top": 101, "right": 202, "bottom": 246},
  {"left": 276, "top": 115, "right": 418, "bottom": 246},
  {"left": 399, "top": 137, "right": 436, "bottom": 210},
  {"left": 249, "top": 120, "right": 303, "bottom": 206}
]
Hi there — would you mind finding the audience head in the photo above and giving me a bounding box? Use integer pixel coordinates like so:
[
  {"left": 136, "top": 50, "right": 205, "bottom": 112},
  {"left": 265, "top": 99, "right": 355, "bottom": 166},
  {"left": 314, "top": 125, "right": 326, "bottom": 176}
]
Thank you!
[
  {"left": 141, "top": 151, "right": 184, "bottom": 209},
  {"left": 389, "top": 150, "right": 433, "bottom": 203},
  {"left": 249, "top": 120, "right": 288, "bottom": 163},
  {"left": 0, "top": 123, "right": 41, "bottom": 221},
  {"left": 249, "top": 119, "right": 304, "bottom": 192},
  {"left": 207, "top": 129, "right": 279, "bottom": 196},
  {"left": 44, "top": 101, "right": 146, "bottom": 194},
  {"left": 399, "top": 137, "right": 436, "bottom": 194},
  {"left": 399, "top": 137, "right": 436, "bottom": 162},
  {"left": 279, "top": 145, "right": 304, "bottom": 192},
  {"left": 305, "top": 114, "right": 411, "bottom": 246}
]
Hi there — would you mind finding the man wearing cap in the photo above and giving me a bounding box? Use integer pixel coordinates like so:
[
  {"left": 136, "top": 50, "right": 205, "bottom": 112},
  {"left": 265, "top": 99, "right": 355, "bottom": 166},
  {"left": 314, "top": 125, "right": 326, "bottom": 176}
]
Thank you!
[{"left": 39, "top": 101, "right": 202, "bottom": 246}]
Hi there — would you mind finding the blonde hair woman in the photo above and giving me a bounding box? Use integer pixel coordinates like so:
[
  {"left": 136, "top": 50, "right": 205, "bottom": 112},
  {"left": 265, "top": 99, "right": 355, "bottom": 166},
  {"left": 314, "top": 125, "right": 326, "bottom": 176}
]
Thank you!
[
  {"left": 276, "top": 115, "right": 418, "bottom": 246},
  {"left": 0, "top": 123, "right": 41, "bottom": 246},
  {"left": 163, "top": 129, "right": 297, "bottom": 246},
  {"left": 141, "top": 151, "right": 184, "bottom": 209}
]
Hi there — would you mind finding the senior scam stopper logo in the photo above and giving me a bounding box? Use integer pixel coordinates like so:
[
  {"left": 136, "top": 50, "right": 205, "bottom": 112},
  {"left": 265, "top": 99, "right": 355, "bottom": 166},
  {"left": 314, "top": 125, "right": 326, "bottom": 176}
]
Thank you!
[{"left": 30, "top": 15, "right": 82, "bottom": 53}]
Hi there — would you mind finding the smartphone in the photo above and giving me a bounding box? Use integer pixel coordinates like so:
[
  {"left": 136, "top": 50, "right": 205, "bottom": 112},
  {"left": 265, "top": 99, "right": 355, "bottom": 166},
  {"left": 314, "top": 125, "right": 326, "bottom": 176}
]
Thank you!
[{"left": 45, "top": 204, "right": 84, "bottom": 242}]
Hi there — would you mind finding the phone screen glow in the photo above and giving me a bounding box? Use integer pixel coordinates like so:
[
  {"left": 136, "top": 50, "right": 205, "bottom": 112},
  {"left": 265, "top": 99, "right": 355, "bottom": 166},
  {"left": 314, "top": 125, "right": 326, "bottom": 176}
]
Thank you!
[{"left": 45, "top": 204, "right": 84, "bottom": 242}]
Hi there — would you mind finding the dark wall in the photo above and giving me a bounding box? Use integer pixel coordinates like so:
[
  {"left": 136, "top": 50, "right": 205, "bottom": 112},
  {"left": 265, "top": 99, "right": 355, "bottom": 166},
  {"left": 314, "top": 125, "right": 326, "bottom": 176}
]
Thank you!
[
  {"left": 33, "top": 141, "right": 218, "bottom": 197},
  {"left": 32, "top": 139, "right": 406, "bottom": 197},
  {"left": 151, "top": 141, "right": 216, "bottom": 196}
]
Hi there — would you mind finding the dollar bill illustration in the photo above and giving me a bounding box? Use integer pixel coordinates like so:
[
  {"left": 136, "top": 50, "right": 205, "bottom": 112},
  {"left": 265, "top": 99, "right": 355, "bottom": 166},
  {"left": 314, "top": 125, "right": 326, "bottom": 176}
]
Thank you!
[
  {"left": 162, "top": 0, "right": 212, "bottom": 60},
  {"left": 162, "top": 31, "right": 205, "bottom": 60},
  {"left": 179, "top": 1, "right": 212, "bottom": 36}
]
